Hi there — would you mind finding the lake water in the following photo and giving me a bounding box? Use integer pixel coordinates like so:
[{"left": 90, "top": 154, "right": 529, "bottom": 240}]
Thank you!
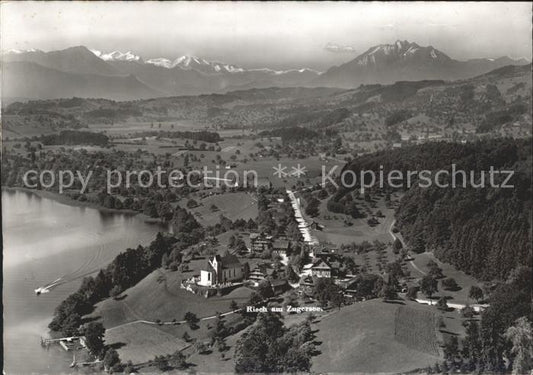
[{"left": 2, "top": 190, "right": 168, "bottom": 374}]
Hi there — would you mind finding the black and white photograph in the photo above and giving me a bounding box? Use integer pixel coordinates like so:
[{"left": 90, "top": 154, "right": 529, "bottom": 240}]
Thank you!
[{"left": 1, "top": 2, "right": 532, "bottom": 374}]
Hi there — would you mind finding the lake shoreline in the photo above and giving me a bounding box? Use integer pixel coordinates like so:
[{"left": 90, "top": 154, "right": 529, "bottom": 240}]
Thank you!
[
  {"left": 2, "top": 186, "right": 165, "bottom": 224},
  {"left": 2, "top": 190, "right": 167, "bottom": 374}
]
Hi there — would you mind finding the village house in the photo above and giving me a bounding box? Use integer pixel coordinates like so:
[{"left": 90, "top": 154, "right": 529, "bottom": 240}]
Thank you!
[
  {"left": 272, "top": 239, "right": 291, "bottom": 257},
  {"left": 314, "top": 248, "right": 335, "bottom": 261},
  {"left": 311, "top": 258, "right": 332, "bottom": 278},
  {"left": 248, "top": 267, "right": 267, "bottom": 287},
  {"left": 314, "top": 248, "right": 341, "bottom": 268},
  {"left": 250, "top": 232, "right": 273, "bottom": 252},
  {"left": 198, "top": 254, "right": 243, "bottom": 287},
  {"left": 299, "top": 275, "right": 316, "bottom": 297},
  {"left": 310, "top": 221, "right": 324, "bottom": 231}
]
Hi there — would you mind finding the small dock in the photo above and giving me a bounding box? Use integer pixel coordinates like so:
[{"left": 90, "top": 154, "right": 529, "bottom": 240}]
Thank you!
[
  {"left": 40, "top": 336, "right": 87, "bottom": 351},
  {"left": 76, "top": 359, "right": 102, "bottom": 367}
]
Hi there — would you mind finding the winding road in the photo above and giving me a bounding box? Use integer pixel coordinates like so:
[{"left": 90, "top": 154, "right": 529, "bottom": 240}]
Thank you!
[
  {"left": 106, "top": 305, "right": 244, "bottom": 332},
  {"left": 388, "top": 219, "right": 426, "bottom": 276}
]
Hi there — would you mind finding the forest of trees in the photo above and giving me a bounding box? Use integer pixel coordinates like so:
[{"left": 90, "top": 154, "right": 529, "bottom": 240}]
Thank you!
[
  {"left": 337, "top": 138, "right": 532, "bottom": 281},
  {"left": 131, "top": 130, "right": 222, "bottom": 143},
  {"left": 380, "top": 80, "right": 444, "bottom": 102},
  {"left": 82, "top": 106, "right": 143, "bottom": 120},
  {"left": 385, "top": 109, "right": 413, "bottom": 127},
  {"left": 264, "top": 107, "right": 349, "bottom": 131},
  {"left": 477, "top": 101, "right": 529, "bottom": 133},
  {"left": 40, "top": 130, "right": 109, "bottom": 146},
  {"left": 439, "top": 267, "right": 532, "bottom": 373},
  {"left": 234, "top": 312, "right": 315, "bottom": 373}
]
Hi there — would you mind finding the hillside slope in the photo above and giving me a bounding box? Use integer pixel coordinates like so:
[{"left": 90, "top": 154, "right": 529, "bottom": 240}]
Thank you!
[
  {"left": 313, "top": 300, "right": 440, "bottom": 373},
  {"left": 2, "top": 62, "right": 162, "bottom": 101}
]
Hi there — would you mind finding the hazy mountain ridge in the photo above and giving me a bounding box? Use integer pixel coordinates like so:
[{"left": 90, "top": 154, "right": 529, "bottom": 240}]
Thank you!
[
  {"left": 2, "top": 42, "right": 530, "bottom": 100},
  {"left": 4, "top": 46, "right": 120, "bottom": 76},
  {"left": 3, "top": 46, "right": 321, "bottom": 99},
  {"left": 4, "top": 62, "right": 530, "bottom": 142},
  {"left": 2, "top": 61, "right": 162, "bottom": 101}
]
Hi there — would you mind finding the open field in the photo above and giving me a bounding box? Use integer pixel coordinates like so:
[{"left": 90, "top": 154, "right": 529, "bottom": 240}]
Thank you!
[
  {"left": 311, "top": 194, "right": 399, "bottom": 246},
  {"left": 105, "top": 323, "right": 189, "bottom": 364},
  {"left": 111, "top": 134, "right": 265, "bottom": 160},
  {"left": 179, "top": 191, "right": 258, "bottom": 227},
  {"left": 2, "top": 115, "right": 60, "bottom": 139},
  {"left": 180, "top": 321, "right": 247, "bottom": 374},
  {"left": 113, "top": 140, "right": 185, "bottom": 156},
  {"left": 94, "top": 269, "right": 253, "bottom": 329},
  {"left": 89, "top": 120, "right": 200, "bottom": 135},
  {"left": 312, "top": 299, "right": 441, "bottom": 374},
  {"left": 93, "top": 267, "right": 255, "bottom": 365},
  {"left": 170, "top": 151, "right": 344, "bottom": 189},
  {"left": 407, "top": 252, "right": 482, "bottom": 306},
  {"left": 394, "top": 304, "right": 441, "bottom": 356},
  {"left": 351, "top": 246, "right": 398, "bottom": 275},
  {"left": 231, "top": 156, "right": 344, "bottom": 188}
]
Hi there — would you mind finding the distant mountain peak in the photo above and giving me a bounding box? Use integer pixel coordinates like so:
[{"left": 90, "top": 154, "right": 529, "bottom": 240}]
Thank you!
[
  {"left": 90, "top": 49, "right": 142, "bottom": 62},
  {"left": 317, "top": 40, "right": 529, "bottom": 88},
  {"left": 394, "top": 39, "right": 417, "bottom": 49},
  {"left": 175, "top": 55, "right": 209, "bottom": 67},
  {"left": 144, "top": 54, "right": 245, "bottom": 73},
  {"left": 353, "top": 40, "right": 451, "bottom": 66}
]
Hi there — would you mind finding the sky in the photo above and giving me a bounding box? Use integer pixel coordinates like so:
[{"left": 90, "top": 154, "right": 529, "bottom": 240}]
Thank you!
[{"left": 1, "top": 2, "right": 531, "bottom": 70}]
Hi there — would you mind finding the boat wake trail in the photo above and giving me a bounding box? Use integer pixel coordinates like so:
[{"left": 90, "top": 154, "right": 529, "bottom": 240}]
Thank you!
[
  {"left": 34, "top": 278, "right": 62, "bottom": 294},
  {"left": 35, "top": 245, "right": 108, "bottom": 294}
]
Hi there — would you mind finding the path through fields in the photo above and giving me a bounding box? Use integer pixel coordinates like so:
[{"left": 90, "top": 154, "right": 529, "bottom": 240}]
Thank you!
[{"left": 388, "top": 219, "right": 427, "bottom": 276}]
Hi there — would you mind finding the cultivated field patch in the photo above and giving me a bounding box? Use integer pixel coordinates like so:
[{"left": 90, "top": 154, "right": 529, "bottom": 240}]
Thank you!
[
  {"left": 394, "top": 305, "right": 440, "bottom": 357},
  {"left": 313, "top": 300, "right": 441, "bottom": 373}
]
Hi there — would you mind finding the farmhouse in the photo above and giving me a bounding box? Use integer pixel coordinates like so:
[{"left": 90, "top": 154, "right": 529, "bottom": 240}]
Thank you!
[
  {"left": 299, "top": 275, "right": 316, "bottom": 296},
  {"left": 301, "top": 275, "right": 315, "bottom": 287},
  {"left": 311, "top": 258, "right": 332, "bottom": 278},
  {"left": 310, "top": 221, "right": 323, "bottom": 230},
  {"left": 272, "top": 239, "right": 291, "bottom": 256},
  {"left": 248, "top": 267, "right": 267, "bottom": 287},
  {"left": 250, "top": 232, "right": 273, "bottom": 252},
  {"left": 198, "top": 254, "right": 243, "bottom": 287},
  {"left": 314, "top": 248, "right": 338, "bottom": 261}
]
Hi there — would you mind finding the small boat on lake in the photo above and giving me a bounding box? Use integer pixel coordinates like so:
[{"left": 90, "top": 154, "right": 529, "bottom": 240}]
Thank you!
[{"left": 35, "top": 278, "right": 62, "bottom": 295}]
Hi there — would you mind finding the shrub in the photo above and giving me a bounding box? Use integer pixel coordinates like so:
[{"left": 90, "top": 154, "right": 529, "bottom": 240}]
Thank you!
[
  {"left": 441, "top": 277, "right": 460, "bottom": 291},
  {"left": 461, "top": 305, "right": 475, "bottom": 319},
  {"left": 406, "top": 286, "right": 419, "bottom": 300},
  {"left": 436, "top": 296, "right": 448, "bottom": 311}
]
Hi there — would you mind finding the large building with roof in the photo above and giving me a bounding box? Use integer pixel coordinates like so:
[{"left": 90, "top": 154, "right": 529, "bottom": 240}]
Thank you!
[{"left": 199, "top": 254, "right": 243, "bottom": 286}]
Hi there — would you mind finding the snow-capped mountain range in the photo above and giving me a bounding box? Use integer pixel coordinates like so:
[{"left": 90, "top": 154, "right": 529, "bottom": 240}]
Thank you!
[
  {"left": 87, "top": 48, "right": 320, "bottom": 76},
  {"left": 3, "top": 41, "right": 529, "bottom": 100},
  {"left": 146, "top": 55, "right": 246, "bottom": 74},
  {"left": 90, "top": 49, "right": 142, "bottom": 62}
]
